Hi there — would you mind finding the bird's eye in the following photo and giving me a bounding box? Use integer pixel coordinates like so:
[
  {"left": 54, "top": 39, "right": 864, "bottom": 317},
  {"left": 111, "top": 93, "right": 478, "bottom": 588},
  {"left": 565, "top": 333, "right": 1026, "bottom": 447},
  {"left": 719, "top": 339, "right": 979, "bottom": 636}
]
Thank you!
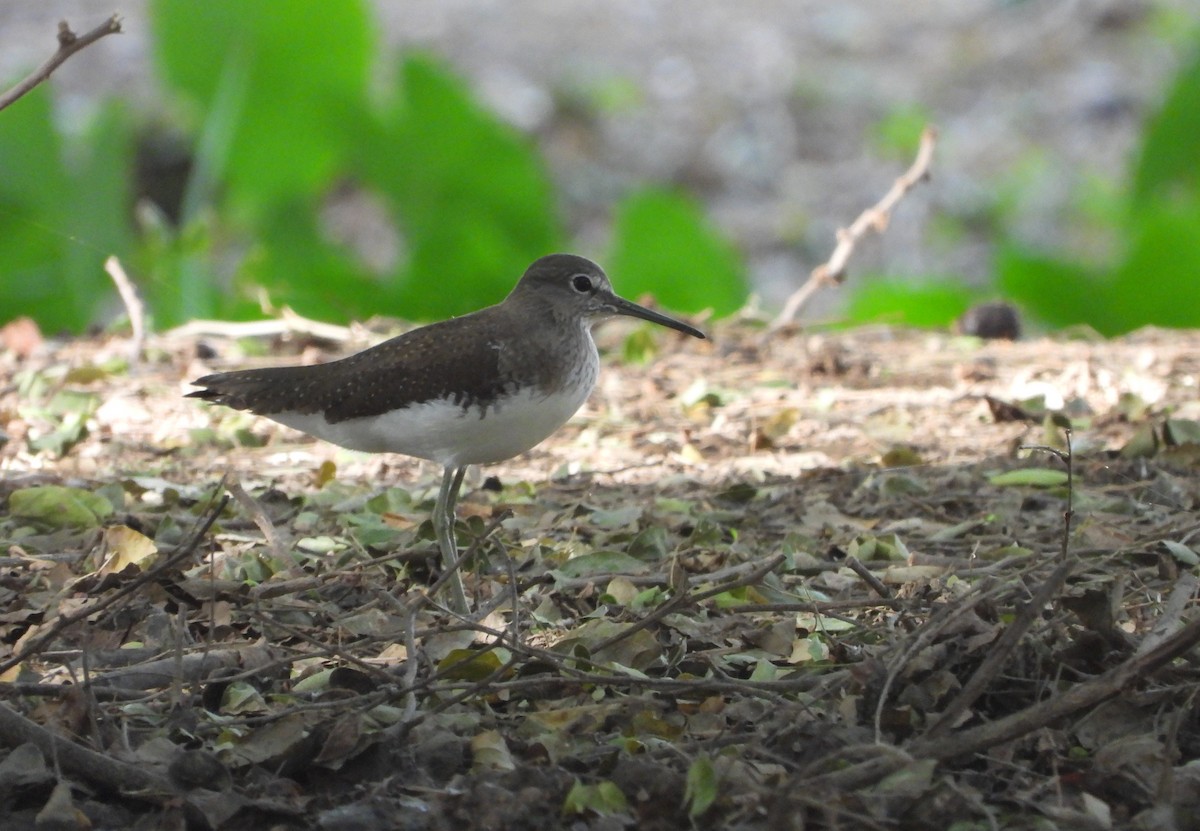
[{"left": 572, "top": 274, "right": 593, "bottom": 293}]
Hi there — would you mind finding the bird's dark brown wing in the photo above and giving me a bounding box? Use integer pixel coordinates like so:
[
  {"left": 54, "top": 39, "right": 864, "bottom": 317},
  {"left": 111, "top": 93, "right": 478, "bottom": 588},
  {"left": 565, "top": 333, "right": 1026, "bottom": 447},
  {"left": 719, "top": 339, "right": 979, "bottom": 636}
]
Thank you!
[{"left": 187, "top": 310, "right": 522, "bottom": 423}]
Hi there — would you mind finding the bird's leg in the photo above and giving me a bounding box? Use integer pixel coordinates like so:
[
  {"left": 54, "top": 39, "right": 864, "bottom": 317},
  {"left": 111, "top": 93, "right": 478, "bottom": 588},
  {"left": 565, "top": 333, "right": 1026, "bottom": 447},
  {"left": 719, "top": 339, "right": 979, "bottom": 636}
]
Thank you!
[{"left": 433, "top": 465, "right": 469, "bottom": 613}]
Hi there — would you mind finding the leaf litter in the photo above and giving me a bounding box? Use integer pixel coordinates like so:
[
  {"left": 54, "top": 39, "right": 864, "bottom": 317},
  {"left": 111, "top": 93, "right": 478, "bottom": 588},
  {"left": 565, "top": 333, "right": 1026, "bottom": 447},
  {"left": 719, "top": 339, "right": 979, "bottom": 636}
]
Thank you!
[{"left": 1, "top": 321, "right": 1200, "bottom": 829}]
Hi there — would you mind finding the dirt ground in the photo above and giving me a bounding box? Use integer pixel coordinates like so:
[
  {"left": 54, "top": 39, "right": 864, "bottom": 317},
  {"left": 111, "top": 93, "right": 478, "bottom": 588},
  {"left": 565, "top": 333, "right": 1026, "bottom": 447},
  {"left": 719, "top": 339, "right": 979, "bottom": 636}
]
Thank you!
[{"left": 1, "top": 317, "right": 1199, "bottom": 829}]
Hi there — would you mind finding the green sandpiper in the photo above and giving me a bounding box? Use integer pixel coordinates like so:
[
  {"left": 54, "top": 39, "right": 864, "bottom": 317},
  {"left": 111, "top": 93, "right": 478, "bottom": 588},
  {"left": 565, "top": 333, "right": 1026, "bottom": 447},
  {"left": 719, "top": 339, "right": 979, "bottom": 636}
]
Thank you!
[{"left": 188, "top": 254, "right": 706, "bottom": 612}]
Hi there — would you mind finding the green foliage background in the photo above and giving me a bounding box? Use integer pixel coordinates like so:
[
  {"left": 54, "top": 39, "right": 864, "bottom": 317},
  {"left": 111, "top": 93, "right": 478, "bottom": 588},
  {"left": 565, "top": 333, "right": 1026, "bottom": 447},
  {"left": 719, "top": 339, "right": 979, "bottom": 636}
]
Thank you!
[
  {"left": 0, "top": 89, "right": 133, "bottom": 334},
  {"left": 0, "top": 0, "right": 747, "bottom": 333},
  {"left": 849, "top": 34, "right": 1200, "bottom": 335},
  {"left": 1, "top": 4, "right": 1197, "bottom": 336},
  {"left": 996, "top": 44, "right": 1200, "bottom": 335}
]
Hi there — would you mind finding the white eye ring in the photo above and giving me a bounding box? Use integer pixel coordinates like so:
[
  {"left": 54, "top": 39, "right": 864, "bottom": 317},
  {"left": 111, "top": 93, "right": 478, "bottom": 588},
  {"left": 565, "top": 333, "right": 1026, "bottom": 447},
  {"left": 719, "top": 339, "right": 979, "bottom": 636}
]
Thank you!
[{"left": 571, "top": 274, "right": 594, "bottom": 293}]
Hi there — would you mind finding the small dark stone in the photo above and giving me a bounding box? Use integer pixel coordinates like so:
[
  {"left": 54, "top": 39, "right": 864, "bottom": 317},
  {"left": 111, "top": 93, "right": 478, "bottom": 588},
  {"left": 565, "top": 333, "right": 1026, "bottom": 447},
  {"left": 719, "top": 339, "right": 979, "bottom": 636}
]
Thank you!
[{"left": 956, "top": 302, "right": 1021, "bottom": 340}]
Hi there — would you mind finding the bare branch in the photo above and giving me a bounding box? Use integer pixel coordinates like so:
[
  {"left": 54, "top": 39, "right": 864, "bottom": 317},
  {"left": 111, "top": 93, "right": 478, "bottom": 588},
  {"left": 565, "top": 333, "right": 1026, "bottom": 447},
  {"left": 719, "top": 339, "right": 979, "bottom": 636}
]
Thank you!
[
  {"left": 226, "top": 477, "right": 294, "bottom": 566},
  {"left": 923, "top": 431, "right": 1077, "bottom": 740},
  {"left": 104, "top": 256, "right": 147, "bottom": 365},
  {"left": 0, "top": 15, "right": 123, "bottom": 113},
  {"left": 810, "top": 614, "right": 1200, "bottom": 792},
  {"left": 770, "top": 125, "right": 938, "bottom": 329},
  {"left": 164, "top": 314, "right": 358, "bottom": 345},
  {"left": 0, "top": 703, "right": 172, "bottom": 795},
  {"left": 589, "top": 553, "right": 787, "bottom": 656},
  {"left": 0, "top": 494, "right": 227, "bottom": 678}
]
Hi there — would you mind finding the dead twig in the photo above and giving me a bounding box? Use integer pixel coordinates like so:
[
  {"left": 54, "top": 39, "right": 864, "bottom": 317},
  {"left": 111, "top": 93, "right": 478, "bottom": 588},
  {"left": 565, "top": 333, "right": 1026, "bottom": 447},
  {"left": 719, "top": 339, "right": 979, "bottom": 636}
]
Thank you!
[
  {"left": 923, "top": 431, "right": 1077, "bottom": 740},
  {"left": 104, "top": 256, "right": 147, "bottom": 365},
  {"left": 0, "top": 495, "right": 228, "bottom": 677},
  {"left": 165, "top": 312, "right": 357, "bottom": 345},
  {"left": 1019, "top": 432, "right": 1077, "bottom": 564},
  {"left": 0, "top": 702, "right": 172, "bottom": 794},
  {"left": 728, "top": 598, "right": 907, "bottom": 614},
  {"left": 422, "top": 665, "right": 835, "bottom": 701},
  {"left": 810, "top": 614, "right": 1200, "bottom": 792},
  {"left": 770, "top": 125, "right": 937, "bottom": 329},
  {"left": 912, "top": 615, "right": 1200, "bottom": 761},
  {"left": 871, "top": 575, "right": 1010, "bottom": 743},
  {"left": 386, "top": 652, "right": 525, "bottom": 741},
  {"left": 226, "top": 478, "right": 294, "bottom": 565},
  {"left": 247, "top": 546, "right": 435, "bottom": 601},
  {"left": 0, "top": 15, "right": 122, "bottom": 113},
  {"left": 401, "top": 604, "right": 420, "bottom": 719},
  {"left": 378, "top": 553, "right": 793, "bottom": 715},
  {"left": 590, "top": 553, "right": 787, "bottom": 655},
  {"left": 247, "top": 608, "right": 397, "bottom": 686},
  {"left": 923, "top": 557, "right": 1072, "bottom": 741},
  {"left": 845, "top": 554, "right": 895, "bottom": 601},
  {"left": 1137, "top": 571, "right": 1198, "bottom": 658},
  {"left": 546, "top": 550, "right": 787, "bottom": 592},
  {"left": 0, "top": 682, "right": 146, "bottom": 702},
  {"left": 89, "top": 649, "right": 244, "bottom": 692}
]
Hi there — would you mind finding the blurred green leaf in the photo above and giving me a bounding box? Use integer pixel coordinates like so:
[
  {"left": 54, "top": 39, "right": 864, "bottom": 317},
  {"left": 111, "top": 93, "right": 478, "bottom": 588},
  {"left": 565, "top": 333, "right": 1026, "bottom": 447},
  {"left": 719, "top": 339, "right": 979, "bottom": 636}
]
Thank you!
[
  {"left": 358, "top": 55, "right": 563, "bottom": 320},
  {"left": 67, "top": 102, "right": 136, "bottom": 309},
  {"left": 562, "top": 779, "right": 629, "bottom": 817},
  {"left": 1107, "top": 200, "right": 1200, "bottom": 330},
  {"left": 1164, "top": 419, "right": 1200, "bottom": 445},
  {"left": 0, "top": 89, "right": 133, "bottom": 332},
  {"left": 8, "top": 486, "right": 115, "bottom": 529},
  {"left": 608, "top": 188, "right": 747, "bottom": 316},
  {"left": 996, "top": 247, "right": 1106, "bottom": 331},
  {"left": 135, "top": 212, "right": 230, "bottom": 325},
  {"left": 999, "top": 198, "right": 1200, "bottom": 335},
  {"left": 621, "top": 328, "right": 658, "bottom": 364},
  {"left": 845, "top": 278, "right": 975, "bottom": 328},
  {"left": 627, "top": 526, "right": 669, "bottom": 561},
  {"left": 685, "top": 755, "right": 719, "bottom": 817},
  {"left": 27, "top": 408, "right": 92, "bottom": 457},
  {"left": 1132, "top": 46, "right": 1200, "bottom": 205},
  {"left": 150, "top": 0, "right": 373, "bottom": 207},
  {"left": 996, "top": 37, "right": 1200, "bottom": 337},
  {"left": 569, "top": 75, "right": 644, "bottom": 115},
  {"left": 871, "top": 104, "right": 931, "bottom": 160},
  {"left": 988, "top": 468, "right": 1069, "bottom": 487},
  {"left": 243, "top": 200, "right": 387, "bottom": 321},
  {"left": 552, "top": 551, "right": 650, "bottom": 579},
  {"left": 437, "top": 648, "right": 507, "bottom": 682}
]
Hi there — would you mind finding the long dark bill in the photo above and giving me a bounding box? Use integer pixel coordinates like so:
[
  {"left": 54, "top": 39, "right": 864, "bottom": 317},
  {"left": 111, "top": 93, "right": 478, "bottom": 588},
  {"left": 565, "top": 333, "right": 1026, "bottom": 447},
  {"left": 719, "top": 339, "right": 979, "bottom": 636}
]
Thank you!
[{"left": 605, "top": 293, "right": 706, "bottom": 339}]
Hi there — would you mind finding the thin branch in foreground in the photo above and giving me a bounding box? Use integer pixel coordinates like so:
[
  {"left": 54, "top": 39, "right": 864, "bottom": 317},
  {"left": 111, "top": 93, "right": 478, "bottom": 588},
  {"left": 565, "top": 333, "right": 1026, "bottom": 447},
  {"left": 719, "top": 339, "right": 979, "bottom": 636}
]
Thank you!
[
  {"left": 0, "top": 494, "right": 228, "bottom": 677},
  {"left": 226, "top": 477, "right": 294, "bottom": 566},
  {"left": 0, "top": 15, "right": 123, "bottom": 113},
  {"left": 104, "top": 256, "right": 147, "bottom": 365},
  {"left": 165, "top": 312, "right": 358, "bottom": 346},
  {"left": 0, "top": 702, "right": 171, "bottom": 795},
  {"left": 923, "top": 430, "right": 1077, "bottom": 740},
  {"left": 589, "top": 553, "right": 788, "bottom": 656},
  {"left": 770, "top": 125, "right": 938, "bottom": 329},
  {"left": 844, "top": 554, "right": 895, "bottom": 603},
  {"left": 808, "top": 614, "right": 1200, "bottom": 793}
]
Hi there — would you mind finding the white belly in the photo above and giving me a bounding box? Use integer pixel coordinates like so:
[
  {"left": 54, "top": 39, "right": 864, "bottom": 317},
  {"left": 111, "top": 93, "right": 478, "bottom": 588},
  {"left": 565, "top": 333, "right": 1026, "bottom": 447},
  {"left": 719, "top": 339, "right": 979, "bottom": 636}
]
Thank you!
[{"left": 270, "top": 381, "right": 593, "bottom": 467}]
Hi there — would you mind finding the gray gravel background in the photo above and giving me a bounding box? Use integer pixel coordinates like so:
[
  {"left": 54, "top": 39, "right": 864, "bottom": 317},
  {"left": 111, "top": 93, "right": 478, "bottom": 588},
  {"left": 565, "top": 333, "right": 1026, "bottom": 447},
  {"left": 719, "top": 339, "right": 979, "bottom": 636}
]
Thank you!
[{"left": 4, "top": 0, "right": 1198, "bottom": 316}]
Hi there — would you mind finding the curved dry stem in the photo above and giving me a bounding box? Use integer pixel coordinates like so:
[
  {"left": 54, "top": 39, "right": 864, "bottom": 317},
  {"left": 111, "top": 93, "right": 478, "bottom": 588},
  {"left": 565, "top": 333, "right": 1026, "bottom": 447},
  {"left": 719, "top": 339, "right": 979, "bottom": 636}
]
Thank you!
[{"left": 0, "top": 15, "right": 123, "bottom": 112}]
